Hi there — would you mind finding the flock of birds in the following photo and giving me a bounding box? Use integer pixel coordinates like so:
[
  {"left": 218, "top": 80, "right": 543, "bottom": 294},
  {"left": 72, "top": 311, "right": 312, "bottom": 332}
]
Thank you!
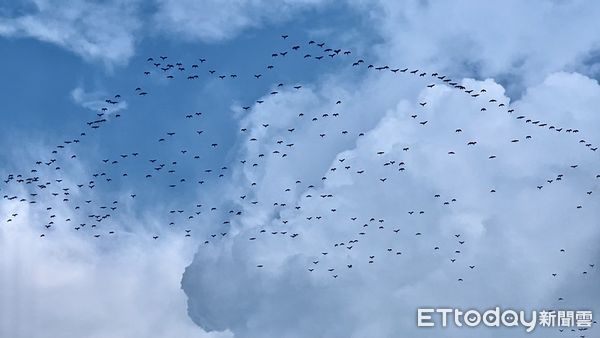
[{"left": 2, "top": 34, "right": 597, "bottom": 336}]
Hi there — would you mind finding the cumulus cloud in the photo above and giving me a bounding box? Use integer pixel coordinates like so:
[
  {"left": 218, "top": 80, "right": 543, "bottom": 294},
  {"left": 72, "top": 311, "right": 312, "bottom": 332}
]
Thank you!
[
  {"left": 374, "top": 1, "right": 600, "bottom": 92},
  {"left": 182, "top": 66, "right": 600, "bottom": 338},
  {"left": 0, "top": 217, "right": 218, "bottom": 338},
  {"left": 180, "top": 4, "right": 600, "bottom": 336},
  {"left": 0, "top": 143, "right": 231, "bottom": 338},
  {"left": 2, "top": 1, "right": 600, "bottom": 337}
]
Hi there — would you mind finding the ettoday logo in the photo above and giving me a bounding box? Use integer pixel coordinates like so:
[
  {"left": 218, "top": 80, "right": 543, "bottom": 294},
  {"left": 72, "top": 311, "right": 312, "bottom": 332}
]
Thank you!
[{"left": 417, "top": 308, "right": 593, "bottom": 333}]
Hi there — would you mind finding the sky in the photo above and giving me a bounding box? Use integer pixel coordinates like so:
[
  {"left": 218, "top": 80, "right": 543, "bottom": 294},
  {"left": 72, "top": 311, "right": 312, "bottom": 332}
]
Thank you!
[{"left": 0, "top": 1, "right": 599, "bottom": 337}]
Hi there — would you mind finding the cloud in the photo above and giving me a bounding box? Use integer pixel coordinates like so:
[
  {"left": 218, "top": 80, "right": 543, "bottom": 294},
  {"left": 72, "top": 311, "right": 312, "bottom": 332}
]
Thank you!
[
  {"left": 152, "top": 0, "right": 330, "bottom": 42},
  {"left": 348, "top": 0, "right": 600, "bottom": 95},
  {"left": 0, "top": 0, "right": 141, "bottom": 66},
  {"left": 0, "top": 143, "right": 232, "bottom": 338},
  {"left": 180, "top": 4, "right": 600, "bottom": 335},
  {"left": 3, "top": 0, "right": 600, "bottom": 75},
  {"left": 2, "top": 2, "right": 600, "bottom": 337},
  {"left": 71, "top": 87, "right": 127, "bottom": 114},
  {"left": 0, "top": 0, "right": 331, "bottom": 65},
  {"left": 70, "top": 86, "right": 128, "bottom": 116},
  {"left": 182, "top": 65, "right": 600, "bottom": 337}
]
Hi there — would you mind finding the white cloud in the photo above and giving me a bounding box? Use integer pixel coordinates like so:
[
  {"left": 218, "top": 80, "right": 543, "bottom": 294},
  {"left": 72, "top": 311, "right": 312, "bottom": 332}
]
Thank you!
[
  {"left": 183, "top": 66, "right": 600, "bottom": 337},
  {"left": 0, "top": 0, "right": 331, "bottom": 65},
  {"left": 0, "top": 221, "right": 218, "bottom": 338},
  {"left": 0, "top": 0, "right": 141, "bottom": 66},
  {"left": 180, "top": 8, "right": 600, "bottom": 337},
  {"left": 70, "top": 86, "right": 128, "bottom": 116},
  {"left": 2, "top": 1, "right": 600, "bottom": 337},
  {"left": 152, "top": 0, "right": 330, "bottom": 42},
  {"left": 0, "top": 144, "right": 232, "bottom": 338},
  {"left": 348, "top": 0, "right": 600, "bottom": 93}
]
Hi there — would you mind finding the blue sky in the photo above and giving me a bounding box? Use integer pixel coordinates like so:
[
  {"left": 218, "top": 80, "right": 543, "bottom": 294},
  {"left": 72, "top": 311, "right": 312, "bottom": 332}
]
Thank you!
[
  {"left": 0, "top": 1, "right": 374, "bottom": 212},
  {"left": 1, "top": 1, "right": 600, "bottom": 338}
]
